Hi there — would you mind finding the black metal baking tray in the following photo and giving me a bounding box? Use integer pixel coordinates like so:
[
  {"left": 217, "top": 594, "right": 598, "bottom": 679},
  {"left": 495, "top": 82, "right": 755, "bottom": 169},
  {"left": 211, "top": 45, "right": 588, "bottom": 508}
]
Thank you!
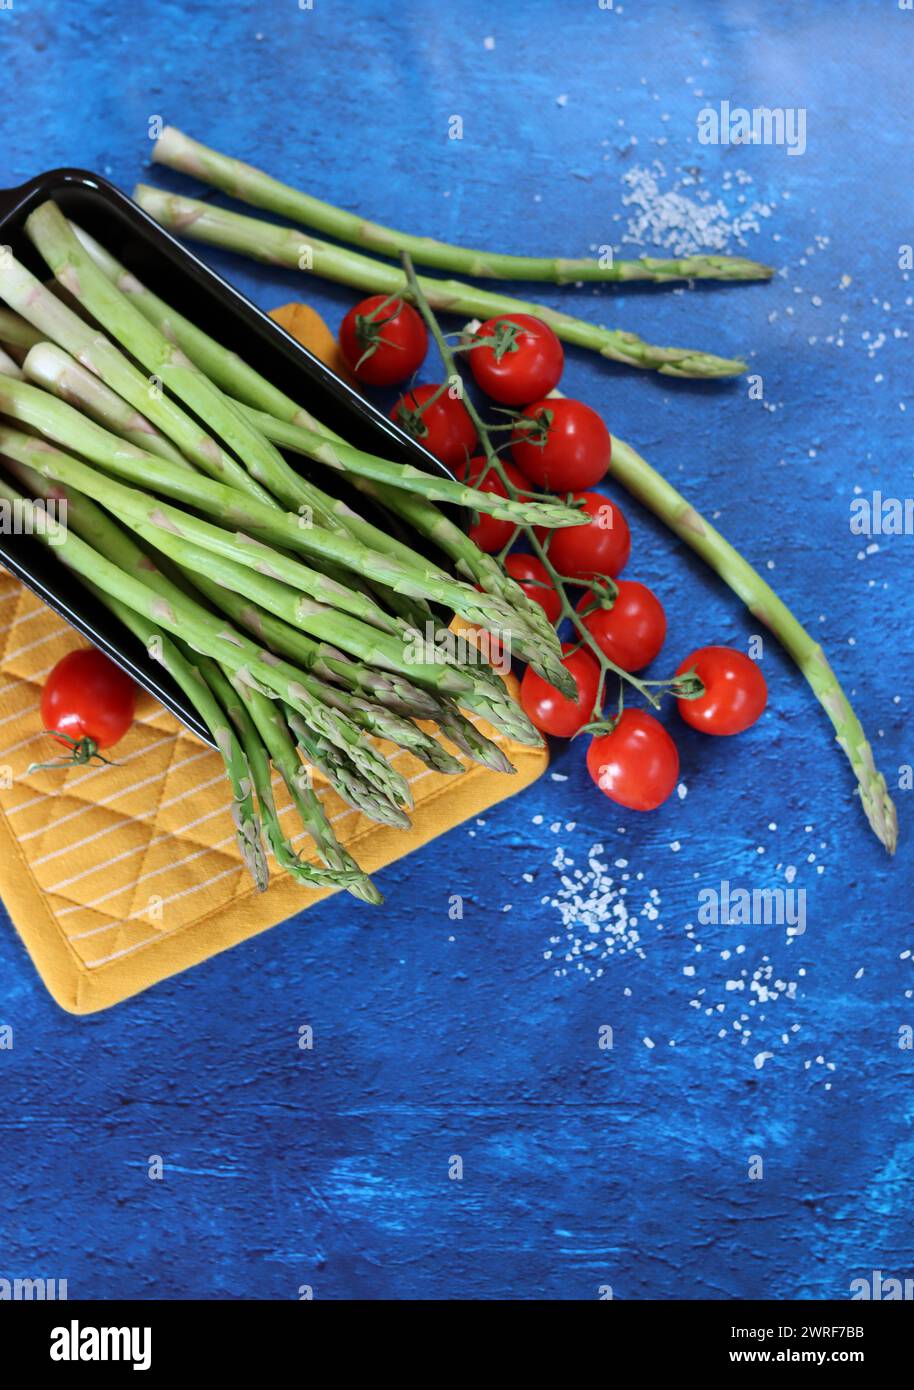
[{"left": 0, "top": 168, "right": 457, "bottom": 747}]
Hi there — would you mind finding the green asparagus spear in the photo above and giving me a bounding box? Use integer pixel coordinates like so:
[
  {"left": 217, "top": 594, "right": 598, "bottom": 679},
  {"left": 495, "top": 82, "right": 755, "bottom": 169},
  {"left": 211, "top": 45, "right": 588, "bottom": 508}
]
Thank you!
[
  {"left": 151, "top": 125, "right": 774, "bottom": 285},
  {"left": 0, "top": 392, "right": 410, "bottom": 635},
  {"left": 30, "top": 203, "right": 415, "bottom": 550},
  {"left": 134, "top": 527, "right": 536, "bottom": 746},
  {"left": 43, "top": 221, "right": 562, "bottom": 702},
  {"left": 235, "top": 402, "right": 583, "bottom": 528},
  {"left": 132, "top": 185, "right": 748, "bottom": 379},
  {"left": 13, "top": 296, "right": 432, "bottom": 629},
  {"left": 326, "top": 689, "right": 464, "bottom": 775}
]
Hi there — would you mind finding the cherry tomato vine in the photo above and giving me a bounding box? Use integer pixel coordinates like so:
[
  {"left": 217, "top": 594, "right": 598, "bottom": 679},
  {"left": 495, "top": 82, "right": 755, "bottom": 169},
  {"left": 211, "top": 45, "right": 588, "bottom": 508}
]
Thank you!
[
  {"left": 380, "top": 252, "right": 768, "bottom": 811},
  {"left": 399, "top": 252, "right": 701, "bottom": 723}
]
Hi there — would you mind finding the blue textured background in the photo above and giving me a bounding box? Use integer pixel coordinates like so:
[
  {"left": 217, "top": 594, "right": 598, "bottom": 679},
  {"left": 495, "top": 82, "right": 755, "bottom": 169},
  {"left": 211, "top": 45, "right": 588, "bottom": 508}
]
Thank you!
[{"left": 1, "top": 0, "right": 913, "bottom": 1300}]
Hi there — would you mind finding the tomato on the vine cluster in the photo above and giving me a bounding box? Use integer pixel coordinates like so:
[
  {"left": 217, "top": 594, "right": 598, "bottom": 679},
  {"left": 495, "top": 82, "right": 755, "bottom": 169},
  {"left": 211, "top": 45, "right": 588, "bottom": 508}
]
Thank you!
[
  {"left": 537, "top": 491, "right": 631, "bottom": 581},
  {"left": 511, "top": 398, "right": 611, "bottom": 491},
  {"left": 335, "top": 290, "right": 770, "bottom": 815},
  {"left": 520, "top": 645, "right": 599, "bottom": 738},
  {"left": 390, "top": 384, "right": 477, "bottom": 469},
  {"left": 675, "top": 646, "right": 767, "bottom": 735},
  {"left": 339, "top": 294, "right": 428, "bottom": 386},
  {"left": 587, "top": 710, "right": 679, "bottom": 812},
  {"left": 468, "top": 314, "right": 564, "bottom": 406}
]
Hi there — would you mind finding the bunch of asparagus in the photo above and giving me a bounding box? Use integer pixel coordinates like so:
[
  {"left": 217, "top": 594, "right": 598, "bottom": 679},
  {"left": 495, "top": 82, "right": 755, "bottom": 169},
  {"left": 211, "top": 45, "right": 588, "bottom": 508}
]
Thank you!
[{"left": 0, "top": 200, "right": 589, "bottom": 903}]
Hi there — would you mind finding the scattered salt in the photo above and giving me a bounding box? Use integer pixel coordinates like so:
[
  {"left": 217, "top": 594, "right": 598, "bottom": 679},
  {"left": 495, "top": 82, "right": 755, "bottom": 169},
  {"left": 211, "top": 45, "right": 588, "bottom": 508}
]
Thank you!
[{"left": 620, "top": 160, "right": 774, "bottom": 258}]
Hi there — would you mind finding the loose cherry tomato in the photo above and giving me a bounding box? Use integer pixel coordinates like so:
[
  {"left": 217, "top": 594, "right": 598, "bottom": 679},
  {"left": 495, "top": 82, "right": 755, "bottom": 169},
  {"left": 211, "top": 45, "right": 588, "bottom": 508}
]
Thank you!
[
  {"left": 537, "top": 491, "right": 631, "bottom": 581},
  {"left": 38, "top": 648, "right": 137, "bottom": 766},
  {"left": 455, "top": 458, "right": 531, "bottom": 553},
  {"left": 576, "top": 580, "right": 666, "bottom": 672},
  {"left": 587, "top": 711, "right": 679, "bottom": 811},
  {"left": 390, "top": 383, "right": 477, "bottom": 468},
  {"left": 675, "top": 646, "right": 768, "bottom": 735},
  {"left": 504, "top": 553, "right": 562, "bottom": 624},
  {"left": 519, "top": 644, "right": 599, "bottom": 737},
  {"left": 339, "top": 294, "right": 428, "bottom": 386},
  {"left": 511, "top": 398, "right": 611, "bottom": 491},
  {"left": 468, "top": 314, "right": 564, "bottom": 405}
]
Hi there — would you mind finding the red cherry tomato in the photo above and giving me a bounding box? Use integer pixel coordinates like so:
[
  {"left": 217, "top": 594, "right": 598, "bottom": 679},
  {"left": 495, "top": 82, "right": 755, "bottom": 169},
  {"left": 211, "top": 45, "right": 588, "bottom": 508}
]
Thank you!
[
  {"left": 675, "top": 646, "right": 768, "bottom": 735},
  {"left": 537, "top": 491, "right": 631, "bottom": 581},
  {"left": 339, "top": 294, "right": 428, "bottom": 386},
  {"left": 468, "top": 314, "right": 564, "bottom": 405},
  {"left": 390, "top": 383, "right": 477, "bottom": 468},
  {"left": 576, "top": 580, "right": 666, "bottom": 672},
  {"left": 504, "top": 553, "right": 562, "bottom": 624},
  {"left": 511, "top": 398, "right": 611, "bottom": 491},
  {"left": 519, "top": 644, "right": 600, "bottom": 737},
  {"left": 40, "top": 648, "right": 137, "bottom": 759},
  {"left": 455, "top": 458, "right": 531, "bottom": 553},
  {"left": 587, "top": 711, "right": 679, "bottom": 811}
]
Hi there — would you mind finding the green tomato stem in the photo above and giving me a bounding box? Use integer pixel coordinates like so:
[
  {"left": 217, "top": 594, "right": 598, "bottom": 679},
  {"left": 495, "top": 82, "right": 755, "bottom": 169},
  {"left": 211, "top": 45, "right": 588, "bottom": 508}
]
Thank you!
[{"left": 27, "top": 732, "right": 111, "bottom": 773}]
